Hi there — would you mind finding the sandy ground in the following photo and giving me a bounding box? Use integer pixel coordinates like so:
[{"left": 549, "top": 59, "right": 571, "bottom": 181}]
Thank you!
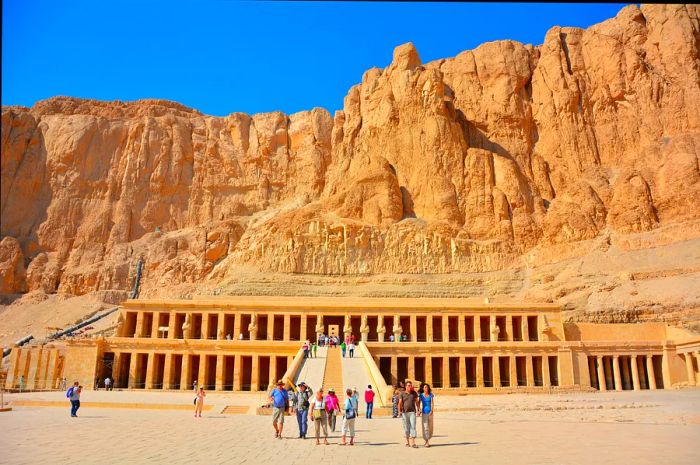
[{"left": 1, "top": 389, "right": 699, "bottom": 465}]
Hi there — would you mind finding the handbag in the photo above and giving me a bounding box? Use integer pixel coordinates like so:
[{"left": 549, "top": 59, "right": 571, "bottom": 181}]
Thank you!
[
  {"left": 313, "top": 408, "right": 322, "bottom": 420},
  {"left": 345, "top": 408, "right": 356, "bottom": 419}
]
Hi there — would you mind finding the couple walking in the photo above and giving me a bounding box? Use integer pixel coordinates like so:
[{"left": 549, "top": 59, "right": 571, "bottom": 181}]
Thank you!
[
  {"left": 398, "top": 381, "right": 435, "bottom": 448},
  {"left": 308, "top": 387, "right": 358, "bottom": 445}
]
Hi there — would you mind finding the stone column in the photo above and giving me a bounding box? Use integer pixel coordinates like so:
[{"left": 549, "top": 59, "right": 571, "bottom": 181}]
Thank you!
[
  {"left": 168, "top": 313, "right": 178, "bottom": 339},
  {"left": 376, "top": 315, "right": 385, "bottom": 342},
  {"left": 442, "top": 356, "right": 450, "bottom": 388},
  {"left": 145, "top": 352, "right": 156, "bottom": 389},
  {"left": 474, "top": 316, "right": 482, "bottom": 342},
  {"left": 268, "top": 356, "right": 276, "bottom": 390},
  {"left": 151, "top": 312, "right": 160, "bottom": 338},
  {"left": 198, "top": 355, "right": 208, "bottom": 389},
  {"left": 596, "top": 356, "right": 607, "bottom": 391},
  {"left": 128, "top": 353, "right": 138, "bottom": 388},
  {"left": 267, "top": 315, "right": 275, "bottom": 341},
  {"left": 392, "top": 315, "right": 402, "bottom": 343},
  {"left": 613, "top": 355, "right": 622, "bottom": 391},
  {"left": 112, "top": 352, "right": 122, "bottom": 388},
  {"left": 458, "top": 316, "right": 466, "bottom": 342},
  {"left": 163, "top": 353, "right": 173, "bottom": 389},
  {"left": 490, "top": 316, "right": 499, "bottom": 342},
  {"left": 218, "top": 313, "right": 226, "bottom": 340},
  {"left": 631, "top": 355, "right": 641, "bottom": 391},
  {"left": 493, "top": 356, "right": 501, "bottom": 388},
  {"left": 588, "top": 357, "right": 598, "bottom": 389},
  {"left": 543, "top": 355, "right": 551, "bottom": 388},
  {"left": 442, "top": 317, "right": 449, "bottom": 342},
  {"left": 526, "top": 355, "right": 534, "bottom": 387},
  {"left": 695, "top": 353, "right": 700, "bottom": 386},
  {"left": 621, "top": 356, "right": 632, "bottom": 390},
  {"left": 522, "top": 317, "right": 529, "bottom": 342},
  {"left": 459, "top": 356, "right": 467, "bottom": 388},
  {"left": 249, "top": 314, "right": 259, "bottom": 341},
  {"left": 408, "top": 355, "right": 415, "bottom": 382},
  {"left": 46, "top": 350, "right": 60, "bottom": 390},
  {"left": 505, "top": 315, "right": 513, "bottom": 341},
  {"left": 201, "top": 314, "right": 209, "bottom": 340},
  {"left": 300, "top": 315, "right": 308, "bottom": 341},
  {"left": 390, "top": 357, "right": 398, "bottom": 385},
  {"left": 233, "top": 314, "right": 242, "bottom": 340},
  {"left": 251, "top": 355, "right": 260, "bottom": 391},
  {"left": 360, "top": 315, "right": 370, "bottom": 342},
  {"left": 509, "top": 356, "right": 517, "bottom": 388},
  {"left": 181, "top": 355, "right": 192, "bottom": 391},
  {"left": 425, "top": 357, "right": 433, "bottom": 385},
  {"left": 135, "top": 312, "right": 145, "bottom": 338},
  {"left": 685, "top": 353, "right": 696, "bottom": 386},
  {"left": 426, "top": 316, "right": 434, "bottom": 343},
  {"left": 283, "top": 314, "right": 291, "bottom": 341},
  {"left": 216, "top": 354, "right": 225, "bottom": 391},
  {"left": 26, "top": 347, "right": 42, "bottom": 390},
  {"left": 476, "top": 356, "right": 484, "bottom": 388},
  {"left": 233, "top": 355, "right": 242, "bottom": 391},
  {"left": 410, "top": 315, "right": 418, "bottom": 342},
  {"left": 646, "top": 356, "right": 657, "bottom": 390}
]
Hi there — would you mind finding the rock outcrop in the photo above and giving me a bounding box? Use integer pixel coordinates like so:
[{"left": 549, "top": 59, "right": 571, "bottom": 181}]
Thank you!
[{"left": 1, "top": 4, "right": 699, "bottom": 326}]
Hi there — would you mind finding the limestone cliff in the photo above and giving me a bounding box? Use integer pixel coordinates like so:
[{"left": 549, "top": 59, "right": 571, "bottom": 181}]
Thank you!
[{"left": 1, "top": 4, "right": 699, "bottom": 328}]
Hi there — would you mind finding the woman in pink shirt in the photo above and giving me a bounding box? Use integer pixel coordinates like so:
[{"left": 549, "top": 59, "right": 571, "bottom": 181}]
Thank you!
[
  {"left": 364, "top": 385, "right": 375, "bottom": 419},
  {"left": 325, "top": 388, "right": 341, "bottom": 432}
]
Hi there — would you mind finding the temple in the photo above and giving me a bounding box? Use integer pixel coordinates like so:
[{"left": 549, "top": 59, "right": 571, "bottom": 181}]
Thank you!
[{"left": 4, "top": 296, "right": 700, "bottom": 405}]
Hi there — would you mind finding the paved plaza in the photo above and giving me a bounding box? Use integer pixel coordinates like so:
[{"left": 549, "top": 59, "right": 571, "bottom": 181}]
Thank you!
[{"left": 1, "top": 389, "right": 699, "bottom": 465}]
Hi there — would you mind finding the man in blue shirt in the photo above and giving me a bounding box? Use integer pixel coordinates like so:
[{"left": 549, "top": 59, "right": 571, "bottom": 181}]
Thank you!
[{"left": 269, "top": 380, "right": 289, "bottom": 439}]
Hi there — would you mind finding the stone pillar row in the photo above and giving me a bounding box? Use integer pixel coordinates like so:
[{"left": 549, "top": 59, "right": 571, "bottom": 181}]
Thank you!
[{"left": 592, "top": 354, "right": 661, "bottom": 391}]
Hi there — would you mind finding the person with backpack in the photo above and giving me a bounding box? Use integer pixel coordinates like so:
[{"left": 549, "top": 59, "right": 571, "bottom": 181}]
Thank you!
[
  {"left": 66, "top": 381, "right": 81, "bottom": 417},
  {"left": 292, "top": 382, "right": 311, "bottom": 439}
]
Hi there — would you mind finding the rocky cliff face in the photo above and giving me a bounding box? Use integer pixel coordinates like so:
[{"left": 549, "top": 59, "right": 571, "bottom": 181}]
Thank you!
[{"left": 2, "top": 4, "right": 699, "bottom": 326}]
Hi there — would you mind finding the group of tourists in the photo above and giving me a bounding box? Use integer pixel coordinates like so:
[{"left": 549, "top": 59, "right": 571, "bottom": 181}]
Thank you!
[
  {"left": 302, "top": 340, "right": 318, "bottom": 358},
  {"left": 267, "top": 379, "right": 435, "bottom": 447},
  {"left": 315, "top": 334, "right": 357, "bottom": 357}
]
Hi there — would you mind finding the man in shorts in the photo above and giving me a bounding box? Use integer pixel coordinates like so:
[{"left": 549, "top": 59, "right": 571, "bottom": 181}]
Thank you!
[
  {"left": 269, "top": 379, "right": 289, "bottom": 439},
  {"left": 398, "top": 380, "right": 420, "bottom": 447}
]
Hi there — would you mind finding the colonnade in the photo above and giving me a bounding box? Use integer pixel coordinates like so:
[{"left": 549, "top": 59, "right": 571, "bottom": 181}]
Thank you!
[{"left": 588, "top": 354, "right": 665, "bottom": 391}]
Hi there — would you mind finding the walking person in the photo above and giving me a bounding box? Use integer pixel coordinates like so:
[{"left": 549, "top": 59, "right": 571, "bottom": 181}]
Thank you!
[
  {"left": 340, "top": 388, "right": 357, "bottom": 445},
  {"left": 66, "top": 382, "right": 81, "bottom": 417},
  {"left": 104, "top": 377, "right": 111, "bottom": 391},
  {"left": 293, "top": 382, "right": 311, "bottom": 439},
  {"left": 194, "top": 387, "right": 205, "bottom": 417},
  {"left": 418, "top": 383, "right": 435, "bottom": 447},
  {"left": 309, "top": 388, "right": 329, "bottom": 445},
  {"left": 398, "top": 381, "right": 419, "bottom": 448},
  {"left": 365, "top": 385, "right": 375, "bottom": 419},
  {"left": 348, "top": 341, "right": 355, "bottom": 358},
  {"left": 303, "top": 341, "right": 310, "bottom": 359},
  {"left": 193, "top": 379, "right": 198, "bottom": 392},
  {"left": 269, "top": 380, "right": 289, "bottom": 439},
  {"left": 312, "top": 341, "right": 318, "bottom": 358},
  {"left": 325, "top": 388, "right": 341, "bottom": 432},
  {"left": 340, "top": 340, "right": 347, "bottom": 357},
  {"left": 19, "top": 375, "right": 25, "bottom": 393},
  {"left": 391, "top": 386, "right": 399, "bottom": 418}
]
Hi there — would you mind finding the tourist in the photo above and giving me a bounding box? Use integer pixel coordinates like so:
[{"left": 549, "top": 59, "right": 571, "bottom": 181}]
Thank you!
[
  {"left": 193, "top": 380, "right": 198, "bottom": 392},
  {"left": 226, "top": 333, "right": 232, "bottom": 340},
  {"left": 309, "top": 388, "right": 329, "bottom": 445},
  {"left": 365, "top": 385, "right": 375, "bottom": 419},
  {"left": 104, "top": 377, "right": 111, "bottom": 391},
  {"left": 66, "top": 381, "right": 81, "bottom": 417},
  {"left": 303, "top": 340, "right": 310, "bottom": 359},
  {"left": 60, "top": 377, "right": 67, "bottom": 390},
  {"left": 340, "top": 340, "right": 347, "bottom": 357},
  {"left": 325, "top": 388, "right": 341, "bottom": 432},
  {"left": 351, "top": 334, "right": 355, "bottom": 343},
  {"left": 312, "top": 341, "right": 318, "bottom": 358},
  {"left": 269, "top": 380, "right": 289, "bottom": 439},
  {"left": 340, "top": 388, "right": 357, "bottom": 445},
  {"left": 389, "top": 334, "right": 395, "bottom": 342},
  {"left": 391, "top": 387, "right": 399, "bottom": 418},
  {"left": 418, "top": 383, "right": 435, "bottom": 447},
  {"left": 194, "top": 387, "right": 206, "bottom": 418},
  {"left": 292, "top": 382, "right": 311, "bottom": 439},
  {"left": 19, "top": 375, "right": 25, "bottom": 392},
  {"left": 348, "top": 341, "right": 355, "bottom": 358},
  {"left": 238, "top": 333, "right": 244, "bottom": 340},
  {"left": 398, "top": 381, "right": 419, "bottom": 448}
]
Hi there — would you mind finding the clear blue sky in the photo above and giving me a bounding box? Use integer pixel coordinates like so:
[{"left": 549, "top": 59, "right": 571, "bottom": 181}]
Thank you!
[{"left": 2, "top": 1, "right": 630, "bottom": 116}]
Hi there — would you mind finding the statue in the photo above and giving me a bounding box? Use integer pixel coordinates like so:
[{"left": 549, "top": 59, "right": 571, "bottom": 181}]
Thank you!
[
  {"left": 360, "top": 315, "right": 370, "bottom": 342},
  {"left": 248, "top": 313, "right": 258, "bottom": 340},
  {"left": 115, "top": 313, "right": 125, "bottom": 337},
  {"left": 392, "top": 315, "right": 403, "bottom": 342},
  {"left": 343, "top": 314, "right": 353, "bottom": 339},
  {"left": 541, "top": 315, "right": 553, "bottom": 342},
  {"left": 490, "top": 316, "right": 500, "bottom": 342},
  {"left": 314, "top": 314, "right": 324, "bottom": 339},
  {"left": 376, "top": 315, "right": 386, "bottom": 342},
  {"left": 182, "top": 313, "right": 191, "bottom": 339}
]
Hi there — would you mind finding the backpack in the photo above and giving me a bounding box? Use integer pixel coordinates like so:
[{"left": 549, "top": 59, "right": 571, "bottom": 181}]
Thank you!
[{"left": 66, "top": 387, "right": 74, "bottom": 398}]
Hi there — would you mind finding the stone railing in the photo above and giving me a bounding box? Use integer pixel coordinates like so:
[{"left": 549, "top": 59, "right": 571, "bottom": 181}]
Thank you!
[{"left": 358, "top": 341, "right": 392, "bottom": 407}]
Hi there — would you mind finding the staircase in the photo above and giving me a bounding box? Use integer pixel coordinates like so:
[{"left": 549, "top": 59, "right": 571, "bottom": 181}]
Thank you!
[
  {"left": 295, "top": 347, "right": 327, "bottom": 392},
  {"left": 321, "top": 347, "right": 345, "bottom": 404}
]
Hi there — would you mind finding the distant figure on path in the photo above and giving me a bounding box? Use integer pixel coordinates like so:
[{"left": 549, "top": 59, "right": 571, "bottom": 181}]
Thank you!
[
  {"left": 418, "top": 383, "right": 435, "bottom": 447},
  {"left": 365, "top": 385, "right": 375, "bottom": 419},
  {"left": 67, "top": 382, "right": 81, "bottom": 417},
  {"left": 19, "top": 375, "right": 25, "bottom": 392},
  {"left": 194, "top": 387, "right": 206, "bottom": 417},
  {"left": 269, "top": 380, "right": 289, "bottom": 439},
  {"left": 389, "top": 334, "right": 395, "bottom": 342},
  {"left": 398, "top": 381, "right": 419, "bottom": 448},
  {"left": 340, "top": 341, "right": 347, "bottom": 357},
  {"left": 341, "top": 388, "right": 357, "bottom": 445},
  {"left": 348, "top": 342, "right": 355, "bottom": 358},
  {"left": 312, "top": 342, "right": 318, "bottom": 358},
  {"left": 193, "top": 380, "right": 198, "bottom": 392},
  {"left": 104, "top": 377, "right": 111, "bottom": 391},
  {"left": 309, "top": 388, "right": 329, "bottom": 445}
]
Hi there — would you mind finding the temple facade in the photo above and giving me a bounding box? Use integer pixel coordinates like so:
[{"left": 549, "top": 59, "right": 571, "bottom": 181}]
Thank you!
[{"left": 4, "top": 297, "right": 700, "bottom": 401}]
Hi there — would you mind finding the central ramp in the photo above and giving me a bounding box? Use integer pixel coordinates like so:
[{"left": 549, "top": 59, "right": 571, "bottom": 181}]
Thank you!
[
  {"left": 321, "top": 346, "right": 345, "bottom": 404},
  {"left": 294, "top": 346, "right": 327, "bottom": 392},
  {"left": 340, "top": 346, "right": 375, "bottom": 413}
]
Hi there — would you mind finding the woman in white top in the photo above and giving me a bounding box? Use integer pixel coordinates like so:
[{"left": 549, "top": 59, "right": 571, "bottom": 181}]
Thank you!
[
  {"left": 308, "top": 388, "right": 329, "bottom": 445},
  {"left": 341, "top": 388, "right": 357, "bottom": 445}
]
